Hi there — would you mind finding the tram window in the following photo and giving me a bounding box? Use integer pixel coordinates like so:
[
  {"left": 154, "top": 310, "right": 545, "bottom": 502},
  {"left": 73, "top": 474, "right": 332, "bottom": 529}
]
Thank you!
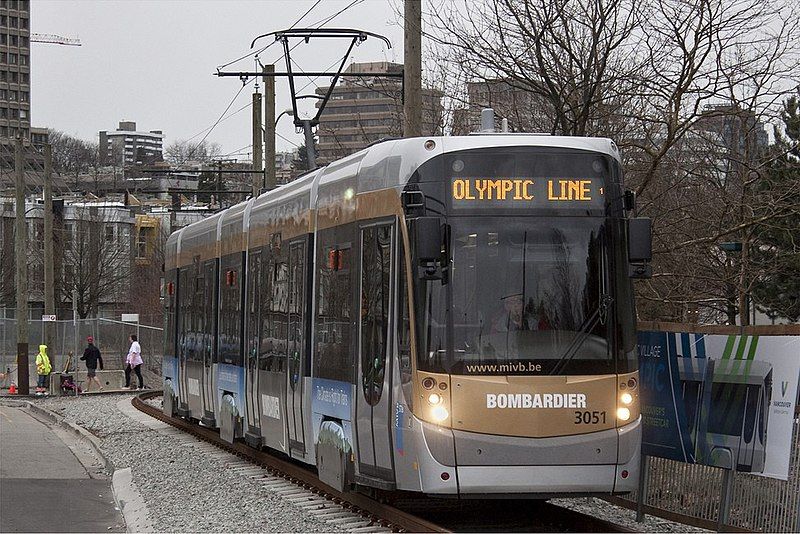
[
  {"left": 247, "top": 251, "right": 262, "bottom": 371},
  {"left": 288, "top": 241, "right": 305, "bottom": 389},
  {"left": 261, "top": 246, "right": 288, "bottom": 373},
  {"left": 314, "top": 226, "right": 355, "bottom": 383},
  {"left": 219, "top": 256, "right": 243, "bottom": 366},
  {"left": 708, "top": 383, "right": 746, "bottom": 436},
  {"left": 164, "top": 271, "right": 177, "bottom": 358},
  {"left": 192, "top": 262, "right": 203, "bottom": 361},
  {"left": 178, "top": 268, "right": 191, "bottom": 360},
  {"left": 360, "top": 225, "right": 392, "bottom": 406},
  {"left": 257, "top": 248, "right": 271, "bottom": 371},
  {"left": 416, "top": 217, "right": 611, "bottom": 375},
  {"left": 742, "top": 385, "right": 759, "bottom": 443},
  {"left": 398, "top": 238, "right": 413, "bottom": 405},
  {"left": 203, "top": 261, "right": 215, "bottom": 365}
]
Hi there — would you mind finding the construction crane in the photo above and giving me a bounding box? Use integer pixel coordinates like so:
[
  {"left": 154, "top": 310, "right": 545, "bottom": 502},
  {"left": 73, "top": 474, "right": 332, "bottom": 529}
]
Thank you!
[{"left": 30, "top": 33, "right": 81, "bottom": 46}]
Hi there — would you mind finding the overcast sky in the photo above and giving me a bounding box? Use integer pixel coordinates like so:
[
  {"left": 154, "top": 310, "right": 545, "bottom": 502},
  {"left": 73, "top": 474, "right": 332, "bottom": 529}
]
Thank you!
[{"left": 31, "top": 0, "right": 406, "bottom": 158}]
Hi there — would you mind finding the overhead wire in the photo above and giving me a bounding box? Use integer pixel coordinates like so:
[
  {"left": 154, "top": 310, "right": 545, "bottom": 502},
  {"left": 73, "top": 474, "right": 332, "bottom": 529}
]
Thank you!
[
  {"left": 216, "top": 0, "right": 323, "bottom": 71},
  {"left": 184, "top": 78, "right": 253, "bottom": 142},
  {"left": 211, "top": 0, "right": 367, "bottom": 157},
  {"left": 220, "top": 143, "right": 253, "bottom": 158},
  {"left": 194, "top": 0, "right": 328, "bottom": 155}
]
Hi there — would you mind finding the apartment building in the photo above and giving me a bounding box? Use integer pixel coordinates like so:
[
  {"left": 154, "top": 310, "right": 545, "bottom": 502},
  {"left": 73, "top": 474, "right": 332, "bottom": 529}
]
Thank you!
[
  {"left": 99, "top": 120, "right": 164, "bottom": 166},
  {"left": 315, "top": 62, "right": 443, "bottom": 163}
]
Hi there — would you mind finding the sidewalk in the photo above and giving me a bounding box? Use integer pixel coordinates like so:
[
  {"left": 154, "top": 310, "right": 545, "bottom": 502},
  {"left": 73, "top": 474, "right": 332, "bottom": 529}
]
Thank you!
[{"left": 0, "top": 405, "right": 125, "bottom": 532}]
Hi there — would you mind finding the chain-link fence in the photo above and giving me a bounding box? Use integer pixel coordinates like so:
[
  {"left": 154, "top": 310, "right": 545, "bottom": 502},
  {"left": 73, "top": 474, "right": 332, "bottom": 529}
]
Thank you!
[{"left": 1, "top": 318, "right": 163, "bottom": 388}]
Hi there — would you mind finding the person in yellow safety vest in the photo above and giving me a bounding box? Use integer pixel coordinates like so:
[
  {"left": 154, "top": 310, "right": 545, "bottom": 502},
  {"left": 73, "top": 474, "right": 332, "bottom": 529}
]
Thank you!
[{"left": 35, "top": 344, "right": 52, "bottom": 395}]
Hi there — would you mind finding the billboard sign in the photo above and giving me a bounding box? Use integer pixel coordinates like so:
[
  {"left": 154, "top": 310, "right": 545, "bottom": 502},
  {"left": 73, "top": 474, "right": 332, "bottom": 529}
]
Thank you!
[{"left": 639, "top": 330, "right": 799, "bottom": 480}]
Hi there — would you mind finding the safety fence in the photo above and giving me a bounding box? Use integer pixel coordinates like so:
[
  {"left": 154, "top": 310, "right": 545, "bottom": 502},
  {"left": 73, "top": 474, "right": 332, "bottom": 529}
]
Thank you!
[
  {"left": 0, "top": 318, "right": 163, "bottom": 388},
  {"left": 609, "top": 407, "right": 800, "bottom": 532}
]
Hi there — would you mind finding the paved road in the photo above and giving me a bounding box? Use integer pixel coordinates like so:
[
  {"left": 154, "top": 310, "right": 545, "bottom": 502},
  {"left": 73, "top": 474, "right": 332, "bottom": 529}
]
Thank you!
[{"left": 0, "top": 405, "right": 125, "bottom": 532}]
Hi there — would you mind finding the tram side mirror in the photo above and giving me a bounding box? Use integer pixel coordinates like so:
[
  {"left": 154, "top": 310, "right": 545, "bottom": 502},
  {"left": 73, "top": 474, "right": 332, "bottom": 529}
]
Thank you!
[
  {"left": 414, "top": 217, "right": 443, "bottom": 262},
  {"left": 628, "top": 217, "right": 652, "bottom": 279},
  {"left": 413, "top": 217, "right": 444, "bottom": 280}
]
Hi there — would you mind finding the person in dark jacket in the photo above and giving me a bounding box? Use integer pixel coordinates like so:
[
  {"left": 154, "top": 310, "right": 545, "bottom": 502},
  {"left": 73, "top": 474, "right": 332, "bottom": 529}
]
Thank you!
[{"left": 80, "top": 336, "right": 104, "bottom": 392}]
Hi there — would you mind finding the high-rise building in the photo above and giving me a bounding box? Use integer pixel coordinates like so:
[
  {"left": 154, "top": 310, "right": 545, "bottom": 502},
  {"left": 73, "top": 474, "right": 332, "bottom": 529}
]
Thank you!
[
  {"left": 695, "top": 104, "right": 768, "bottom": 156},
  {"left": 0, "top": 0, "right": 31, "bottom": 143},
  {"left": 99, "top": 121, "right": 164, "bottom": 166},
  {"left": 315, "top": 62, "right": 443, "bottom": 163}
]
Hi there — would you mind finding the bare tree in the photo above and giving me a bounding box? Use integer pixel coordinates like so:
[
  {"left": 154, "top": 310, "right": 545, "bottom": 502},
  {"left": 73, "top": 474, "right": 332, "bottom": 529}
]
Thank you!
[
  {"left": 428, "top": 0, "right": 800, "bottom": 324},
  {"left": 60, "top": 204, "right": 133, "bottom": 318},
  {"left": 164, "top": 139, "right": 221, "bottom": 166},
  {"left": 427, "top": 0, "right": 641, "bottom": 136},
  {"left": 48, "top": 130, "right": 98, "bottom": 191}
]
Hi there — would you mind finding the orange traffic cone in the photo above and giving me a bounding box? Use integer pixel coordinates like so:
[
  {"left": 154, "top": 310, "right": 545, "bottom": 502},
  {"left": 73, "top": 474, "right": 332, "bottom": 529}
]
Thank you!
[{"left": 9, "top": 383, "right": 17, "bottom": 394}]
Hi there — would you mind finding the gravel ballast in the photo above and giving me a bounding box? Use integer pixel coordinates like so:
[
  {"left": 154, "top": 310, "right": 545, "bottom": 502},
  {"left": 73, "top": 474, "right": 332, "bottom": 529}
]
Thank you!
[
  {"left": 551, "top": 497, "right": 710, "bottom": 533},
  {"left": 22, "top": 394, "right": 340, "bottom": 533}
]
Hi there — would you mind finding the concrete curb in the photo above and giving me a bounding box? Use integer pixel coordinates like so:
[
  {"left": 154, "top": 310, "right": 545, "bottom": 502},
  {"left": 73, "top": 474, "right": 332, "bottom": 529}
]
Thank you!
[
  {"left": 22, "top": 401, "right": 115, "bottom": 475},
  {"left": 112, "top": 467, "right": 155, "bottom": 533},
  {"left": 6, "top": 399, "right": 155, "bottom": 534}
]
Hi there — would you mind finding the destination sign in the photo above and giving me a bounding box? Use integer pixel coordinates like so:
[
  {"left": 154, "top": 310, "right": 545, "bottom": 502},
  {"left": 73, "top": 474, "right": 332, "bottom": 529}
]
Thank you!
[{"left": 451, "top": 177, "right": 605, "bottom": 209}]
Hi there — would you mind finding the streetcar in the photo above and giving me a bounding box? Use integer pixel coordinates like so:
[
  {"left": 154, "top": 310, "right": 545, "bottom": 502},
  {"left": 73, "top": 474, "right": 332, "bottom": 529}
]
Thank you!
[
  {"left": 162, "top": 134, "right": 651, "bottom": 496},
  {"left": 678, "top": 357, "right": 772, "bottom": 472}
]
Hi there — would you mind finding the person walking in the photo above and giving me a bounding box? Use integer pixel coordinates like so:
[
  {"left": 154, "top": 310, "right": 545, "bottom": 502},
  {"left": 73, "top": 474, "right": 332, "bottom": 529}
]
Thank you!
[
  {"left": 35, "top": 344, "right": 52, "bottom": 395},
  {"left": 124, "top": 334, "right": 144, "bottom": 390},
  {"left": 80, "top": 336, "right": 104, "bottom": 392}
]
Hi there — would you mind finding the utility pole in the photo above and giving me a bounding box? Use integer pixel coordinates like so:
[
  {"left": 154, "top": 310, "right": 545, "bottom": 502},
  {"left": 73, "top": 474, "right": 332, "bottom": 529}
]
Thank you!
[
  {"left": 14, "top": 138, "right": 29, "bottom": 395},
  {"left": 217, "top": 160, "right": 223, "bottom": 209},
  {"left": 252, "top": 87, "right": 263, "bottom": 198},
  {"left": 403, "top": 0, "right": 423, "bottom": 137},
  {"left": 264, "top": 64, "right": 276, "bottom": 191},
  {"left": 44, "top": 144, "right": 55, "bottom": 362}
]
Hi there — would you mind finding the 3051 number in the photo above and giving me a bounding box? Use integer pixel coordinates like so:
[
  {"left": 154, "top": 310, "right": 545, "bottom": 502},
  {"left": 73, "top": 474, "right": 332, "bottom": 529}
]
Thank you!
[{"left": 574, "top": 410, "right": 606, "bottom": 424}]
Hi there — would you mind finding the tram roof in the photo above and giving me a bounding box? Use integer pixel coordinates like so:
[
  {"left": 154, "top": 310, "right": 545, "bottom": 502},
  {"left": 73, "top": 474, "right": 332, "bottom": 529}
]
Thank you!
[{"left": 169, "top": 134, "right": 623, "bottom": 243}]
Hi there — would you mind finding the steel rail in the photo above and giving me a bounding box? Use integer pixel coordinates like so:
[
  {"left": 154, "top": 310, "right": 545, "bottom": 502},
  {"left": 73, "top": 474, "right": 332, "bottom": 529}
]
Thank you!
[{"left": 133, "top": 391, "right": 634, "bottom": 533}]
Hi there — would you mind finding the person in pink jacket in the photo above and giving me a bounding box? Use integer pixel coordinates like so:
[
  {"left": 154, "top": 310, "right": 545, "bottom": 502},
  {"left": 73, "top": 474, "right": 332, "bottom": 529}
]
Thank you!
[{"left": 124, "top": 334, "right": 144, "bottom": 390}]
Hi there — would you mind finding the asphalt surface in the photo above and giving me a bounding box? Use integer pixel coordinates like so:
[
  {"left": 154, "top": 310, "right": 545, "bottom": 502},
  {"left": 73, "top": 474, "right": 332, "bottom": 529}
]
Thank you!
[{"left": 0, "top": 405, "right": 125, "bottom": 532}]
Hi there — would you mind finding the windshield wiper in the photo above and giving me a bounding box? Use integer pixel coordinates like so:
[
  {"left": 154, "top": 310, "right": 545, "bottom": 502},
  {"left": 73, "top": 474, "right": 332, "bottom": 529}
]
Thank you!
[{"left": 549, "top": 294, "right": 613, "bottom": 375}]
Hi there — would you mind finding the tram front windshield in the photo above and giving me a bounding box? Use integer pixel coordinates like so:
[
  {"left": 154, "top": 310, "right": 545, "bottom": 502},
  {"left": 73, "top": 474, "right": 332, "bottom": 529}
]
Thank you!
[{"left": 418, "top": 216, "right": 612, "bottom": 375}]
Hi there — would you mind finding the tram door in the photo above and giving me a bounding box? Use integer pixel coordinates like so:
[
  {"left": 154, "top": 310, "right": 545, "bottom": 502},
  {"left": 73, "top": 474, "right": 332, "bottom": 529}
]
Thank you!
[
  {"left": 355, "top": 223, "right": 395, "bottom": 483},
  {"left": 177, "top": 268, "right": 191, "bottom": 413},
  {"left": 201, "top": 260, "right": 216, "bottom": 420},
  {"left": 286, "top": 239, "right": 307, "bottom": 454},
  {"left": 259, "top": 244, "right": 289, "bottom": 453},
  {"left": 245, "top": 250, "right": 263, "bottom": 441}
]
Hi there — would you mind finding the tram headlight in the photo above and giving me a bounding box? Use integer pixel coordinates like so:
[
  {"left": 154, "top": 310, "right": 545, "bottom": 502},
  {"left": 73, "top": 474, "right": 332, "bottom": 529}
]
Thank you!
[
  {"left": 617, "top": 407, "right": 631, "bottom": 421},
  {"left": 432, "top": 405, "right": 449, "bottom": 422},
  {"left": 620, "top": 392, "right": 633, "bottom": 405},
  {"left": 428, "top": 393, "right": 442, "bottom": 405}
]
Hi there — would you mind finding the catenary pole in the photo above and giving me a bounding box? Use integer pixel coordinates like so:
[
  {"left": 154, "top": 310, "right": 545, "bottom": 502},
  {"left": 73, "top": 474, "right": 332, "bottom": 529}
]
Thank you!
[
  {"left": 15, "top": 137, "right": 29, "bottom": 394},
  {"left": 72, "top": 289, "right": 78, "bottom": 397},
  {"left": 264, "top": 64, "right": 276, "bottom": 191},
  {"left": 252, "top": 88, "right": 263, "bottom": 198},
  {"left": 302, "top": 119, "right": 316, "bottom": 171},
  {"left": 43, "top": 144, "right": 55, "bottom": 364},
  {"left": 403, "top": 0, "right": 422, "bottom": 137}
]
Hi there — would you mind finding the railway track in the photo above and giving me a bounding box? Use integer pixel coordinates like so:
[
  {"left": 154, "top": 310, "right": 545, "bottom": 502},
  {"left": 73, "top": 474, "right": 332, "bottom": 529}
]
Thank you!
[{"left": 133, "top": 391, "right": 634, "bottom": 533}]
